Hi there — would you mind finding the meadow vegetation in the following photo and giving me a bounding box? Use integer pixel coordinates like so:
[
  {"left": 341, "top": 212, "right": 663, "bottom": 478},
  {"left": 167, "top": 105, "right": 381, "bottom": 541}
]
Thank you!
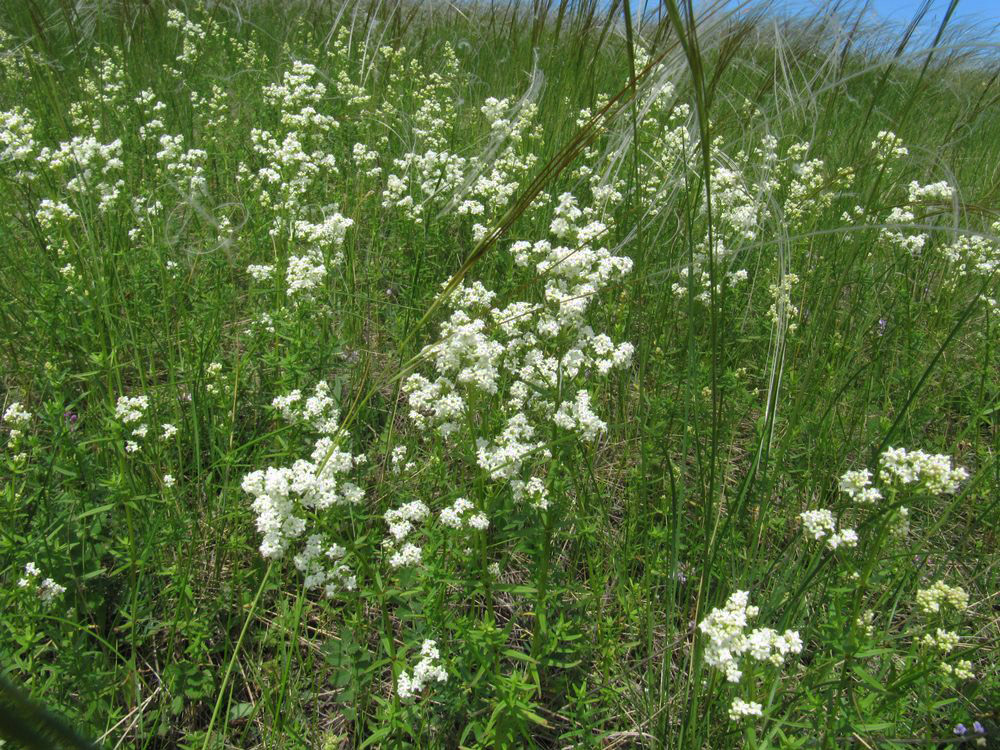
[{"left": 0, "top": 0, "right": 998, "bottom": 747}]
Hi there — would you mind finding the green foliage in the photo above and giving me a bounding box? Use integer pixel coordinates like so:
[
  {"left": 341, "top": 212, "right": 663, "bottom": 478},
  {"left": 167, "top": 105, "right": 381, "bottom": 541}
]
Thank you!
[{"left": 0, "top": 1, "right": 997, "bottom": 748}]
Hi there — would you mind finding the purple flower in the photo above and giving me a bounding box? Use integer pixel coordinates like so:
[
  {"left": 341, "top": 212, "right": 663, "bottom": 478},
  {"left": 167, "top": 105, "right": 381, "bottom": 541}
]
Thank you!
[
  {"left": 63, "top": 411, "right": 78, "bottom": 430},
  {"left": 955, "top": 724, "right": 968, "bottom": 735},
  {"left": 877, "top": 318, "right": 888, "bottom": 336},
  {"left": 973, "top": 721, "right": 985, "bottom": 734}
]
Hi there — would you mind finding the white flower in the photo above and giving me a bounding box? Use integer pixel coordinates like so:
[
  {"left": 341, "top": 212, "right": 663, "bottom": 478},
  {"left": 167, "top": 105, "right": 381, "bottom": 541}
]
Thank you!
[
  {"left": 916, "top": 580, "right": 968, "bottom": 614},
  {"left": 438, "top": 497, "right": 489, "bottom": 531},
  {"left": 800, "top": 509, "right": 835, "bottom": 540},
  {"left": 161, "top": 423, "right": 178, "bottom": 440},
  {"left": 242, "top": 395, "right": 363, "bottom": 567},
  {"left": 247, "top": 264, "right": 275, "bottom": 281},
  {"left": 871, "top": 130, "right": 908, "bottom": 161},
  {"left": 397, "top": 639, "right": 447, "bottom": 700},
  {"left": 3, "top": 402, "right": 31, "bottom": 427},
  {"left": 18, "top": 563, "right": 65, "bottom": 604},
  {"left": 700, "top": 591, "right": 801, "bottom": 685},
  {"left": 467, "top": 513, "right": 489, "bottom": 530},
  {"left": 163, "top": 474, "right": 176, "bottom": 488},
  {"left": 388, "top": 542, "right": 422, "bottom": 569},
  {"left": 729, "top": 698, "right": 763, "bottom": 721},
  {"left": 880, "top": 447, "right": 967, "bottom": 495},
  {"left": 553, "top": 390, "right": 607, "bottom": 441},
  {"left": 827, "top": 528, "right": 858, "bottom": 549},
  {"left": 908, "top": 180, "right": 954, "bottom": 203},
  {"left": 942, "top": 660, "right": 974, "bottom": 680},
  {"left": 115, "top": 395, "right": 149, "bottom": 425},
  {"left": 922, "top": 628, "right": 960, "bottom": 653},
  {"left": 800, "top": 509, "right": 857, "bottom": 550},
  {"left": 839, "top": 469, "right": 874, "bottom": 500},
  {"left": 510, "top": 476, "right": 549, "bottom": 509},
  {"left": 39, "top": 578, "right": 66, "bottom": 603}
]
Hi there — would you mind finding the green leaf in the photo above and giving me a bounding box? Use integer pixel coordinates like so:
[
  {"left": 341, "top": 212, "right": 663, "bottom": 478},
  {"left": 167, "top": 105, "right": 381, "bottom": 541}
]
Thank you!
[{"left": 228, "top": 702, "right": 254, "bottom": 721}]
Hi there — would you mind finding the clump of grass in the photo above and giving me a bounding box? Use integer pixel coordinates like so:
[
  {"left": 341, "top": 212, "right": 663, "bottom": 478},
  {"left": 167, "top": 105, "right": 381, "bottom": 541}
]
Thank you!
[{"left": 0, "top": 0, "right": 997, "bottom": 748}]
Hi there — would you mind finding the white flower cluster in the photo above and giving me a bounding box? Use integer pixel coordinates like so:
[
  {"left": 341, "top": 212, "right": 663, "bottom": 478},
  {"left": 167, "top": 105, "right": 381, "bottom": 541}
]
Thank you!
[
  {"left": 4, "top": 401, "right": 31, "bottom": 428},
  {"left": 768, "top": 273, "right": 800, "bottom": 332},
  {"left": 17, "top": 562, "right": 66, "bottom": 605},
  {"left": 830, "top": 448, "right": 966, "bottom": 552},
  {"left": 285, "top": 252, "right": 326, "bottom": 297},
  {"left": 382, "top": 149, "right": 466, "bottom": 223},
  {"left": 671, "top": 240, "right": 749, "bottom": 305},
  {"left": 293, "top": 534, "right": 356, "bottom": 595},
  {"left": 115, "top": 395, "right": 149, "bottom": 453},
  {"left": 241, "top": 384, "right": 364, "bottom": 593},
  {"left": 915, "top": 580, "right": 968, "bottom": 614},
  {"left": 917, "top": 580, "right": 974, "bottom": 682},
  {"left": 241, "top": 437, "right": 364, "bottom": 560},
  {"left": 459, "top": 95, "right": 542, "bottom": 228},
  {"left": 284, "top": 212, "right": 355, "bottom": 301},
  {"left": 729, "top": 698, "right": 763, "bottom": 721},
  {"left": 38, "top": 135, "right": 124, "bottom": 212},
  {"left": 294, "top": 213, "right": 354, "bottom": 263},
  {"left": 942, "top": 231, "right": 999, "bottom": 282},
  {"left": 940, "top": 660, "right": 974, "bottom": 680},
  {"left": 404, "top": 191, "right": 633, "bottom": 514},
  {"left": 397, "top": 639, "right": 447, "bottom": 700},
  {"left": 711, "top": 164, "right": 768, "bottom": 242},
  {"left": 384, "top": 500, "right": 429, "bottom": 568},
  {"left": 263, "top": 60, "right": 339, "bottom": 133},
  {"left": 390, "top": 445, "right": 416, "bottom": 474},
  {"left": 595, "top": 71, "right": 690, "bottom": 219},
  {"left": 247, "top": 264, "right": 275, "bottom": 281},
  {"left": 242, "top": 61, "right": 341, "bottom": 240},
  {"left": 135, "top": 89, "right": 167, "bottom": 141},
  {"left": 438, "top": 497, "right": 489, "bottom": 530},
  {"left": 165, "top": 8, "right": 207, "bottom": 65},
  {"left": 0, "top": 107, "right": 38, "bottom": 180},
  {"left": 510, "top": 476, "right": 550, "bottom": 510},
  {"left": 880, "top": 447, "right": 968, "bottom": 495},
  {"left": 271, "top": 381, "right": 341, "bottom": 434},
  {"left": 838, "top": 468, "right": 882, "bottom": 505},
  {"left": 783, "top": 142, "right": 839, "bottom": 228},
  {"left": 880, "top": 206, "right": 926, "bottom": 256},
  {"left": 922, "top": 628, "right": 960, "bottom": 653},
  {"left": 155, "top": 133, "right": 207, "bottom": 196},
  {"left": 908, "top": 180, "right": 954, "bottom": 203},
  {"left": 699, "top": 591, "right": 802, "bottom": 687},
  {"left": 871, "top": 130, "right": 909, "bottom": 162},
  {"left": 246, "top": 129, "right": 338, "bottom": 230},
  {"left": 35, "top": 199, "right": 77, "bottom": 230},
  {"left": 115, "top": 395, "right": 147, "bottom": 424},
  {"left": 475, "top": 412, "right": 549, "bottom": 480},
  {"left": 205, "top": 361, "right": 226, "bottom": 395},
  {"left": 553, "top": 390, "right": 607, "bottom": 441},
  {"left": 190, "top": 84, "right": 232, "bottom": 144},
  {"left": 352, "top": 142, "right": 381, "bottom": 177},
  {"left": 799, "top": 509, "right": 858, "bottom": 550},
  {"left": 377, "top": 54, "right": 542, "bottom": 234}
]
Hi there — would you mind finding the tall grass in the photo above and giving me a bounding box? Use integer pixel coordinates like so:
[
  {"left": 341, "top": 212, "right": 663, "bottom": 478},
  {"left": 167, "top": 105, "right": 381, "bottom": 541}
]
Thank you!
[{"left": 1, "top": 0, "right": 997, "bottom": 748}]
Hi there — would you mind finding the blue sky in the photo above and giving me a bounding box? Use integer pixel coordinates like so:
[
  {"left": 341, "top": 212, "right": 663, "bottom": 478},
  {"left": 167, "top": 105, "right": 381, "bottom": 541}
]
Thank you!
[{"left": 755, "top": 0, "right": 1000, "bottom": 39}]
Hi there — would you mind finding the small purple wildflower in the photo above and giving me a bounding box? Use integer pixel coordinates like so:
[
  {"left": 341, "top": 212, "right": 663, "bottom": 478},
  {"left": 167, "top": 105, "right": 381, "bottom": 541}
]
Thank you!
[
  {"left": 877, "top": 318, "right": 888, "bottom": 336},
  {"left": 955, "top": 724, "right": 967, "bottom": 736},
  {"left": 973, "top": 721, "right": 985, "bottom": 734}
]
